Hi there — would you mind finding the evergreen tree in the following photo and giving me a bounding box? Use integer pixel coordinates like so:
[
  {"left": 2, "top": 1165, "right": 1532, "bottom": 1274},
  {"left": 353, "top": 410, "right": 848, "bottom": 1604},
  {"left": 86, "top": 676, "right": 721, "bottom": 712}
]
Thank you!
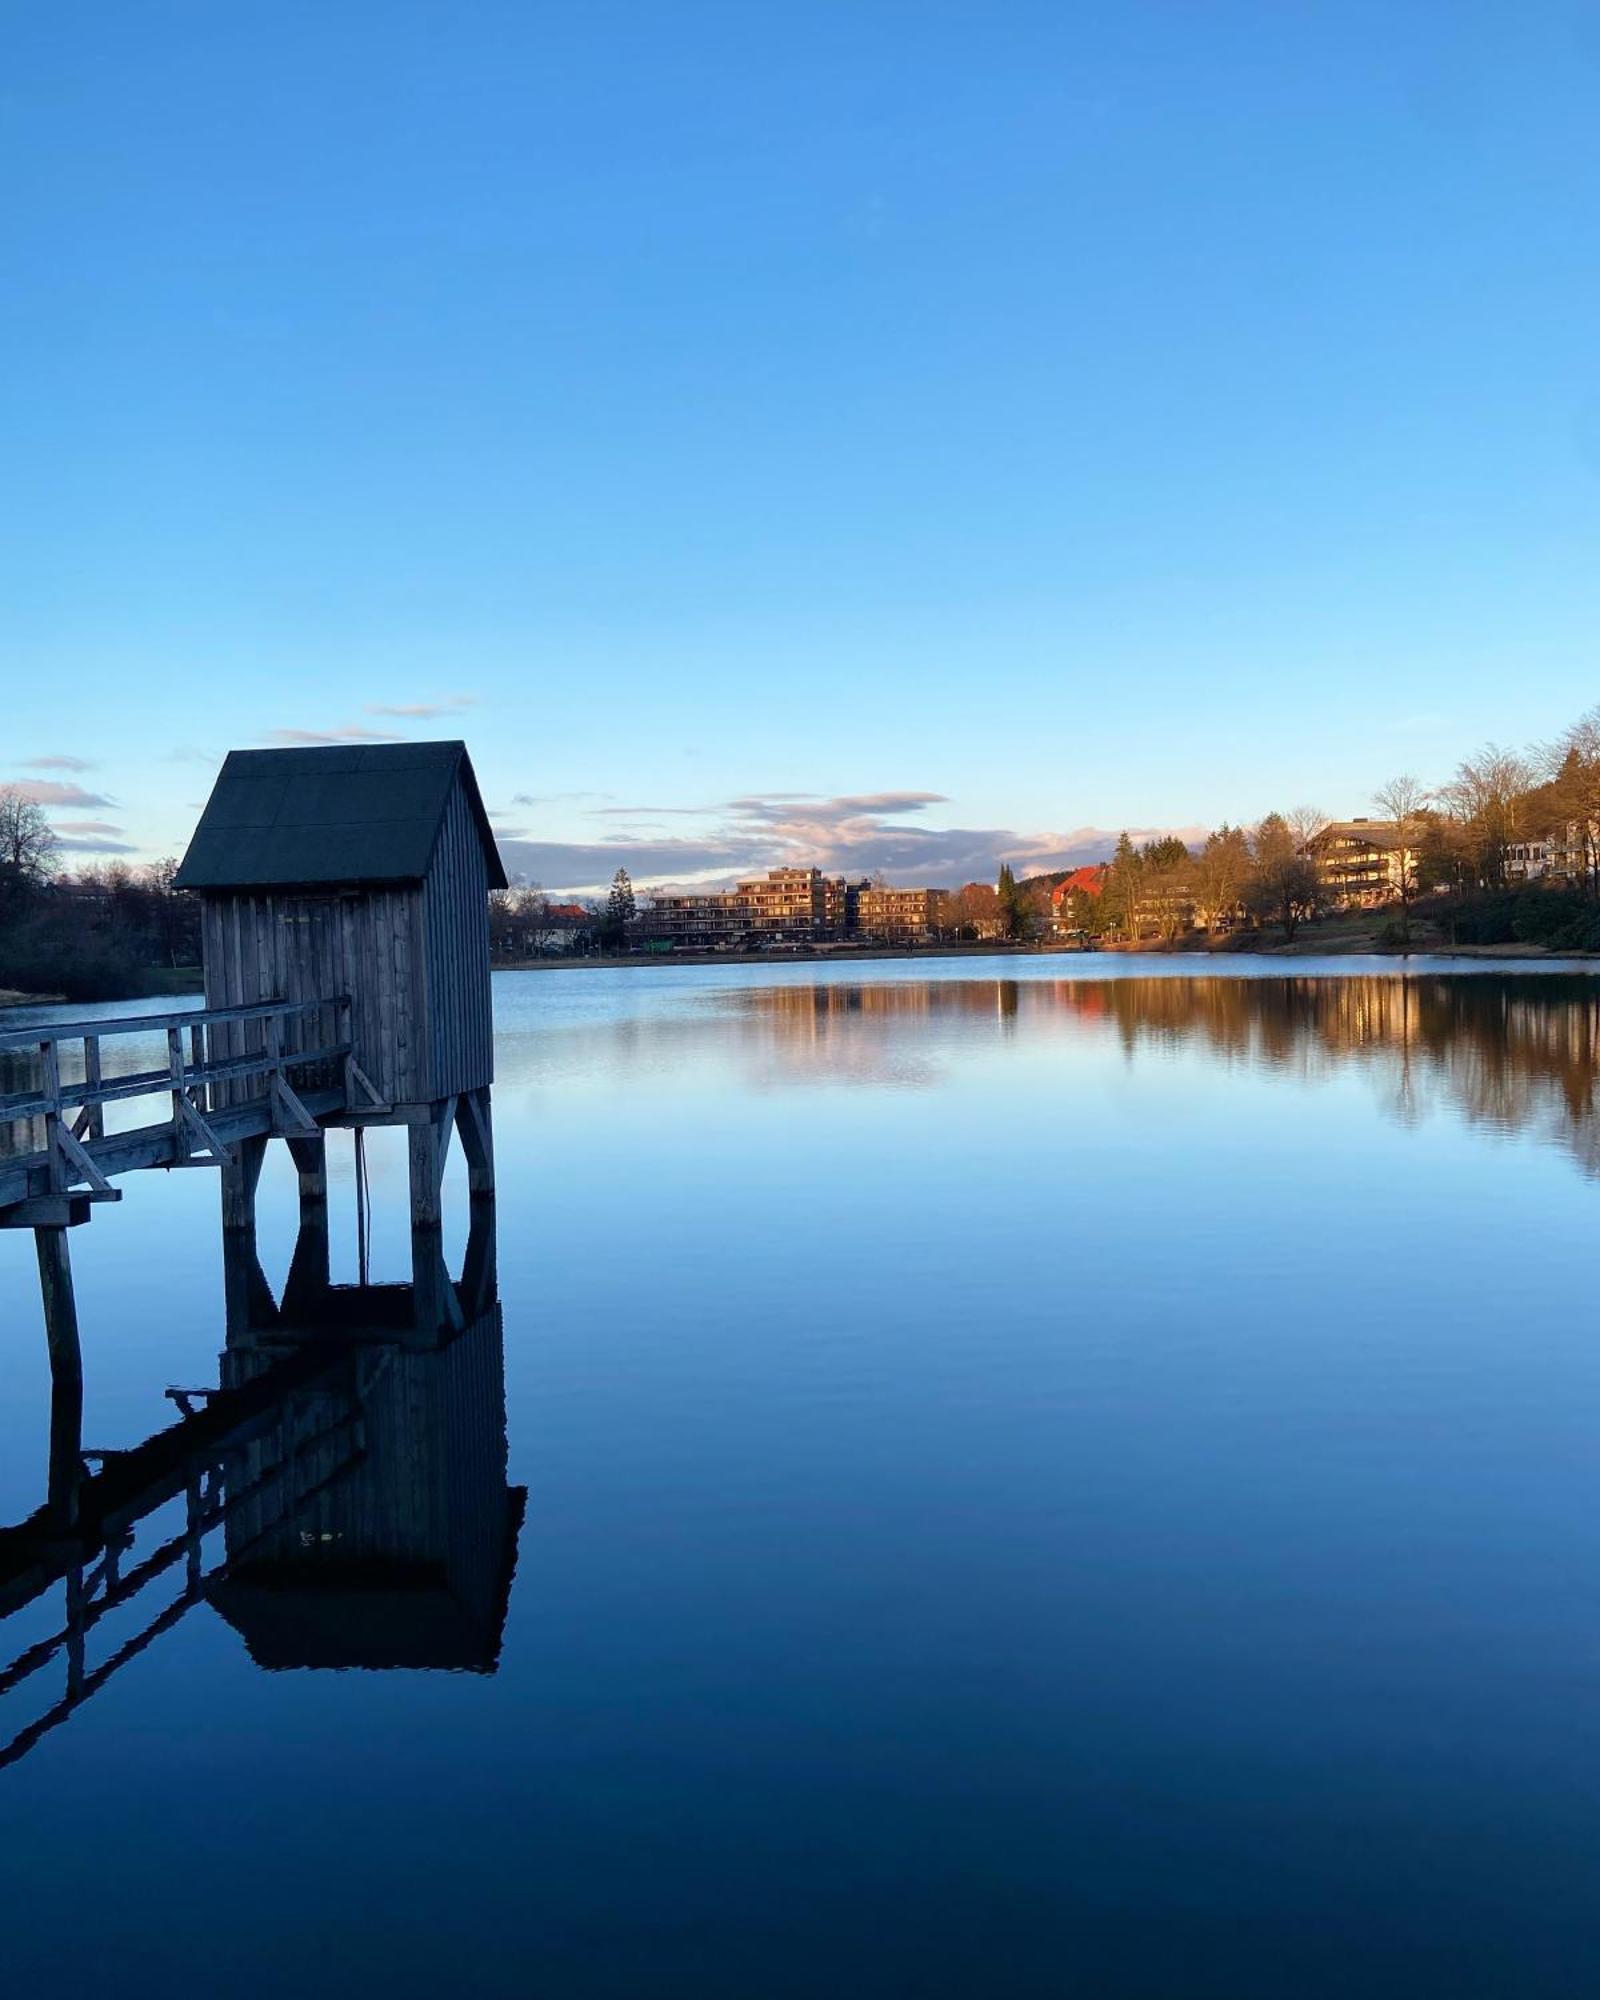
[
  {"left": 600, "top": 867, "right": 636, "bottom": 949},
  {"left": 1101, "top": 831, "right": 1142, "bottom": 939},
  {"left": 607, "top": 867, "right": 637, "bottom": 926},
  {"left": 995, "top": 862, "right": 1024, "bottom": 940}
]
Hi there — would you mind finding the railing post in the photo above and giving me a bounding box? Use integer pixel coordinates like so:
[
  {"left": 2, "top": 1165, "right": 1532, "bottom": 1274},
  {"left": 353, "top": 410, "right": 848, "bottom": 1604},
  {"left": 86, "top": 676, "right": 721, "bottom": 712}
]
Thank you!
[
  {"left": 82, "top": 1035, "right": 103, "bottom": 1143},
  {"left": 188, "top": 1022, "right": 205, "bottom": 1118},
  {"left": 39, "top": 1039, "right": 62, "bottom": 1192},
  {"left": 167, "top": 1027, "right": 187, "bottom": 1161}
]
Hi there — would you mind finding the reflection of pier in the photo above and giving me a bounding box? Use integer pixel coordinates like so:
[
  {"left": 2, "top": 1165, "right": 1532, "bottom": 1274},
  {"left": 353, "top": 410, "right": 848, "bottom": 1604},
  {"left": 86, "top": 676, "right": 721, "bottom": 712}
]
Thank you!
[{"left": 0, "top": 1200, "right": 520, "bottom": 1770}]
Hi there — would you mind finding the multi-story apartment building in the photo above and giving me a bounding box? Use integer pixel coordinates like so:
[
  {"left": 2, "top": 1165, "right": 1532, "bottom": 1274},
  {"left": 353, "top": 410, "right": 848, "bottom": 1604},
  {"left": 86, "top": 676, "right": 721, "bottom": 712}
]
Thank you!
[
  {"left": 639, "top": 889, "right": 749, "bottom": 946},
  {"left": 855, "top": 886, "right": 950, "bottom": 942},
  {"left": 741, "top": 867, "right": 836, "bottom": 938},
  {"left": 638, "top": 873, "right": 953, "bottom": 948},
  {"left": 1311, "top": 820, "right": 1416, "bottom": 909}
]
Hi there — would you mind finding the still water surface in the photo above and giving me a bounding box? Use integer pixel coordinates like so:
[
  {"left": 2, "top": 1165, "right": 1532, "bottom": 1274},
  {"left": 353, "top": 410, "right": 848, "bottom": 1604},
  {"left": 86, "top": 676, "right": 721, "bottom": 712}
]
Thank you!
[{"left": 2, "top": 957, "right": 1600, "bottom": 1996}]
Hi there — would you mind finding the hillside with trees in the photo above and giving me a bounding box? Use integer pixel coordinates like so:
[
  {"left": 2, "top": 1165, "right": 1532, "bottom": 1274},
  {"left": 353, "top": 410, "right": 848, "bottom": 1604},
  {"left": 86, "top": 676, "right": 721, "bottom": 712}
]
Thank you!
[{"left": 0, "top": 789, "right": 199, "bottom": 999}]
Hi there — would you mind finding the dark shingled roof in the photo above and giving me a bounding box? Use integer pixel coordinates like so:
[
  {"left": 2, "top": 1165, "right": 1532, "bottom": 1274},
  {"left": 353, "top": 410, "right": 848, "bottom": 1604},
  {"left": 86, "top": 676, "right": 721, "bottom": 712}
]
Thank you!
[{"left": 173, "top": 740, "right": 508, "bottom": 891}]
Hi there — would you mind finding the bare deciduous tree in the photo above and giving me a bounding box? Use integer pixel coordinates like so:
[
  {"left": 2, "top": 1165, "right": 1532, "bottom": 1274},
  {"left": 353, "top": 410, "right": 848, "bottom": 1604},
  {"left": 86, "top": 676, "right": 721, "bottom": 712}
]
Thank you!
[
  {"left": 1372, "top": 773, "right": 1427, "bottom": 943},
  {"left": 1248, "top": 812, "right": 1320, "bottom": 939},
  {"left": 1438, "top": 745, "right": 1533, "bottom": 889},
  {"left": 0, "top": 786, "right": 58, "bottom": 882},
  {"left": 1192, "top": 825, "right": 1252, "bottom": 931},
  {"left": 1286, "top": 804, "right": 1328, "bottom": 853}
]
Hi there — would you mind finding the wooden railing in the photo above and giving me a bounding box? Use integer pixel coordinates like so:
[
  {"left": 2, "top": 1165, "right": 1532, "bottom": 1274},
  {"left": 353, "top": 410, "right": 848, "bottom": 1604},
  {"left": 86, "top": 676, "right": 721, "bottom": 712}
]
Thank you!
[{"left": 0, "top": 997, "right": 363, "bottom": 1199}]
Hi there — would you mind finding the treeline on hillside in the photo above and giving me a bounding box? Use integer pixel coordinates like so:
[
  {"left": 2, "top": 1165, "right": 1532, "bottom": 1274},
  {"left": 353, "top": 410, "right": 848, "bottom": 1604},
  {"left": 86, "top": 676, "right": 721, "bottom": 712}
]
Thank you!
[
  {"left": 1019, "top": 703, "right": 1600, "bottom": 948},
  {"left": 0, "top": 790, "right": 199, "bottom": 999}
]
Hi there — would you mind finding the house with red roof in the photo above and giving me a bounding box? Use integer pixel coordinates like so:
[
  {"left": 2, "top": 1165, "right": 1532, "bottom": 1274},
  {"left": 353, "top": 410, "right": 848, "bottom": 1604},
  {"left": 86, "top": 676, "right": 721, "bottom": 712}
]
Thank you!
[{"left": 1049, "top": 865, "right": 1106, "bottom": 933}]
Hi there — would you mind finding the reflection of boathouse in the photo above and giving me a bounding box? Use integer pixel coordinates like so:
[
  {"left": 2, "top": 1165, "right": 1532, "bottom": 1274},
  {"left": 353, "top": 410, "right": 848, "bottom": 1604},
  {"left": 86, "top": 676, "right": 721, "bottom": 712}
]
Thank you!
[
  {"left": 0, "top": 1195, "right": 521, "bottom": 1767},
  {"left": 212, "top": 1208, "right": 522, "bottom": 1675},
  {"left": 212, "top": 1308, "right": 521, "bottom": 1673}
]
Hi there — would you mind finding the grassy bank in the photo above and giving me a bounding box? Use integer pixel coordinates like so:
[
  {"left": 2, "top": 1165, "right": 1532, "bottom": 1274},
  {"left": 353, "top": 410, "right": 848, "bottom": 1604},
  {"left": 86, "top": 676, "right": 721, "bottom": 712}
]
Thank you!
[{"left": 0, "top": 964, "right": 202, "bottom": 1009}]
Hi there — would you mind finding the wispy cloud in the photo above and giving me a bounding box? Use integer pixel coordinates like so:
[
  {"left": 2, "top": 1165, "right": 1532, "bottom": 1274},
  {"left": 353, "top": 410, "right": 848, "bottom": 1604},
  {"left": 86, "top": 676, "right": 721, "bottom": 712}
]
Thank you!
[
  {"left": 9, "top": 778, "right": 114, "bottom": 808},
  {"left": 57, "top": 834, "right": 138, "bottom": 855},
  {"left": 510, "top": 790, "right": 616, "bottom": 807},
  {"left": 22, "top": 754, "right": 96, "bottom": 772},
  {"left": 365, "top": 695, "right": 477, "bottom": 719},
  {"left": 727, "top": 790, "right": 949, "bottom": 824},
  {"left": 493, "top": 785, "right": 1200, "bottom": 895},
  {"left": 54, "top": 819, "right": 124, "bottom": 837},
  {"left": 263, "top": 725, "right": 403, "bottom": 746}
]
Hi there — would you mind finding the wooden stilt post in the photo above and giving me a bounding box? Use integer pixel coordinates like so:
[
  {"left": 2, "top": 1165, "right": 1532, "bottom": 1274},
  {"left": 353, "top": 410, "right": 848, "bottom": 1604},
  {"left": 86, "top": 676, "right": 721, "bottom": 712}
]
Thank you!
[
  {"left": 286, "top": 1133, "right": 328, "bottom": 1224},
  {"left": 35, "top": 1224, "right": 85, "bottom": 1528},
  {"left": 407, "top": 1099, "right": 455, "bottom": 1233},
  {"left": 221, "top": 1133, "right": 268, "bottom": 1234},
  {"left": 33, "top": 1226, "right": 82, "bottom": 1388},
  {"left": 455, "top": 1088, "right": 496, "bottom": 1199}
]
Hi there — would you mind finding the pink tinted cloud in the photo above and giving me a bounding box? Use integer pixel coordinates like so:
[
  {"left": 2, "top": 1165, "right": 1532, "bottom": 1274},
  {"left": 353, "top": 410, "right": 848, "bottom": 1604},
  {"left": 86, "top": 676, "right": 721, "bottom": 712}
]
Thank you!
[
  {"left": 10, "top": 778, "right": 114, "bottom": 808},
  {"left": 365, "top": 696, "right": 476, "bottom": 719}
]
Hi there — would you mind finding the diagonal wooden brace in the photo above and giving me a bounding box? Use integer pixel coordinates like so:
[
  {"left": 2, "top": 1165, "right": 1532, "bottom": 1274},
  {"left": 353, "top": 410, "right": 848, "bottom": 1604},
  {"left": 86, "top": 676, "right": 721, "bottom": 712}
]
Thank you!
[
  {"left": 53, "top": 1124, "right": 115, "bottom": 1196},
  {"left": 177, "top": 1095, "right": 233, "bottom": 1164},
  {"left": 343, "top": 1054, "right": 390, "bottom": 1113},
  {"left": 270, "top": 1072, "right": 320, "bottom": 1138}
]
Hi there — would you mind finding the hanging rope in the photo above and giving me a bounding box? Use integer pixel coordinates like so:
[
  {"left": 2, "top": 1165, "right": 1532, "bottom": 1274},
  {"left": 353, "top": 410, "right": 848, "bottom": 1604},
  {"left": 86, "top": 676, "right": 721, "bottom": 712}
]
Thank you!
[{"left": 354, "top": 1126, "right": 371, "bottom": 1288}]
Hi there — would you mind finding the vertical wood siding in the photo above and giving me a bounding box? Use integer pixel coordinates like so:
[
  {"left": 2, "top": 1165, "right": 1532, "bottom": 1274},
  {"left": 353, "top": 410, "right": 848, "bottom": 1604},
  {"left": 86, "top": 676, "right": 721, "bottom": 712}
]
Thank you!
[
  {"left": 419, "top": 778, "right": 495, "bottom": 1098},
  {"left": 200, "top": 884, "right": 428, "bottom": 1102}
]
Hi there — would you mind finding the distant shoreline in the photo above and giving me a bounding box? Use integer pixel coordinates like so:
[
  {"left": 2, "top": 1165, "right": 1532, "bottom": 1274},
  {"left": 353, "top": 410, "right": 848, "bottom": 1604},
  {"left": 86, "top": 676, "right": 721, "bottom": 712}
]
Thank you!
[
  {"left": 5, "top": 937, "right": 1599, "bottom": 1012},
  {"left": 493, "top": 936, "right": 1600, "bottom": 973},
  {"left": 495, "top": 942, "right": 1038, "bottom": 973}
]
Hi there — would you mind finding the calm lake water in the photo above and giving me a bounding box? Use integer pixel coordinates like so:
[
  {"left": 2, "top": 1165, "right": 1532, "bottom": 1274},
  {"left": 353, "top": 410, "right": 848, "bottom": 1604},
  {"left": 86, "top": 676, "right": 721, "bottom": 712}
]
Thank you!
[{"left": 3, "top": 956, "right": 1600, "bottom": 1996}]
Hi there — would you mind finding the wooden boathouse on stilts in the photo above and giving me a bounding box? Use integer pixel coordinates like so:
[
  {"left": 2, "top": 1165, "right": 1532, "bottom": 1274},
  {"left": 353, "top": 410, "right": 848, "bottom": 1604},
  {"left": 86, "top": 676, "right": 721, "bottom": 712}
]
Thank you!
[
  {"left": 0, "top": 739, "right": 507, "bottom": 1358},
  {"left": 173, "top": 739, "right": 507, "bottom": 1246}
]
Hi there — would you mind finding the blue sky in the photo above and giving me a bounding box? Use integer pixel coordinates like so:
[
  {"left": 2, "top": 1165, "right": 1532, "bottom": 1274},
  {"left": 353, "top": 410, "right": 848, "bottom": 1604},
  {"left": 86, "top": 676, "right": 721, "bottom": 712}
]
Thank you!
[{"left": 4, "top": 2, "right": 1599, "bottom": 890}]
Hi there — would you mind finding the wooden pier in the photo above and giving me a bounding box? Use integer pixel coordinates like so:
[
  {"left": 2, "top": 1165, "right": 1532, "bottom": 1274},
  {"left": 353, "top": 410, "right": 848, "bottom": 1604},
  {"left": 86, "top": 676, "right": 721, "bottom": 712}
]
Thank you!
[
  {"left": 1, "top": 739, "right": 507, "bottom": 1386},
  {"left": 0, "top": 740, "right": 515, "bottom": 1767}
]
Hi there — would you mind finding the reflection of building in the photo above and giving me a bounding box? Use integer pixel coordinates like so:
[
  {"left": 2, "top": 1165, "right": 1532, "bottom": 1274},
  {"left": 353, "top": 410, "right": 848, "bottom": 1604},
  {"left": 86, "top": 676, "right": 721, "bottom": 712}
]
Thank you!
[
  {"left": 211, "top": 1201, "right": 521, "bottom": 1675},
  {"left": 212, "top": 1299, "right": 521, "bottom": 1673},
  {"left": 0, "top": 1196, "right": 522, "bottom": 1767}
]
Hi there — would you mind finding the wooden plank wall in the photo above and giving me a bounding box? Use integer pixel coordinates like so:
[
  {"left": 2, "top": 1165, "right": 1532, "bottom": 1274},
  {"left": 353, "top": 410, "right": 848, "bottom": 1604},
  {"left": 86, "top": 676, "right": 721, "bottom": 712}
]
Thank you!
[
  {"left": 200, "top": 887, "right": 429, "bottom": 1104},
  {"left": 420, "top": 777, "right": 495, "bottom": 1099}
]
